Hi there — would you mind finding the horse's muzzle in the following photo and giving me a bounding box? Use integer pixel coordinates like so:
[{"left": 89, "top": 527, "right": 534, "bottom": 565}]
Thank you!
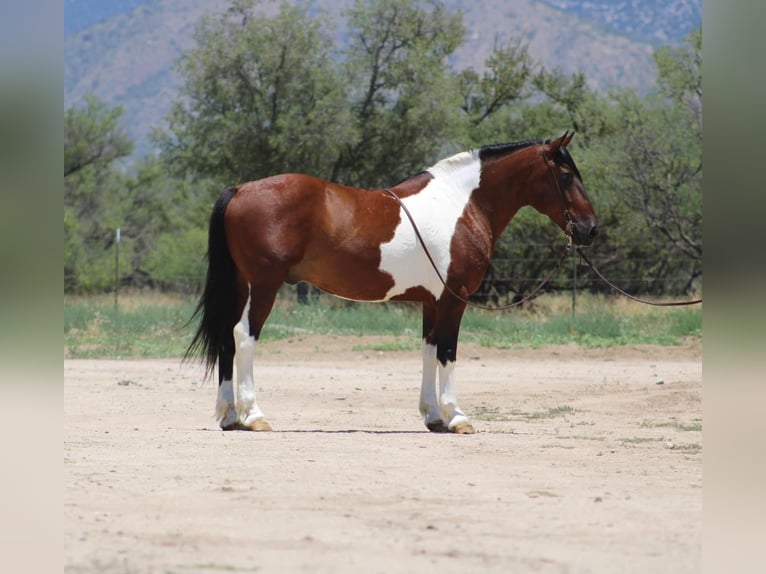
[{"left": 571, "top": 220, "right": 598, "bottom": 246}]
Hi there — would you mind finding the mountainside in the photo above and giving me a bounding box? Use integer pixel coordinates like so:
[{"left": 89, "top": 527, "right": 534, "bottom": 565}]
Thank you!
[
  {"left": 65, "top": 0, "right": 149, "bottom": 35},
  {"left": 539, "top": 0, "right": 701, "bottom": 45},
  {"left": 64, "top": 0, "right": 700, "bottom": 160}
]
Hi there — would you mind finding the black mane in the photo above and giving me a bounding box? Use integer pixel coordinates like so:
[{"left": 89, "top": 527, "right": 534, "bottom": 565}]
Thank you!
[
  {"left": 479, "top": 138, "right": 581, "bottom": 180},
  {"left": 478, "top": 140, "right": 542, "bottom": 161}
]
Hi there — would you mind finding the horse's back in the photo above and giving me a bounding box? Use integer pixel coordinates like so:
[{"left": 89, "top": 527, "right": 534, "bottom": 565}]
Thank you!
[{"left": 226, "top": 173, "right": 389, "bottom": 239}]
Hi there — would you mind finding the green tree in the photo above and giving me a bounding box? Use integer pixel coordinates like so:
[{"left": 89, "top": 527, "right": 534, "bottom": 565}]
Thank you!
[
  {"left": 458, "top": 38, "right": 537, "bottom": 146},
  {"left": 64, "top": 95, "right": 134, "bottom": 292},
  {"left": 602, "top": 90, "right": 702, "bottom": 292},
  {"left": 65, "top": 94, "right": 211, "bottom": 293},
  {"left": 158, "top": 0, "right": 350, "bottom": 184},
  {"left": 64, "top": 94, "right": 133, "bottom": 178},
  {"left": 115, "top": 158, "right": 214, "bottom": 291},
  {"left": 333, "top": 0, "right": 466, "bottom": 187},
  {"left": 574, "top": 28, "right": 702, "bottom": 295},
  {"left": 654, "top": 27, "right": 701, "bottom": 124}
]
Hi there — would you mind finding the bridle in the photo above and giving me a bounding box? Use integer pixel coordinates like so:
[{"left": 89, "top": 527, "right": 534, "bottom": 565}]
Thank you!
[
  {"left": 541, "top": 145, "right": 574, "bottom": 244},
  {"left": 383, "top": 143, "right": 702, "bottom": 310}
]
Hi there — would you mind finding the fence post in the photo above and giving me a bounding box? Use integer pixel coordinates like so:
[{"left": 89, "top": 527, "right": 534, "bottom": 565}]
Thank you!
[
  {"left": 114, "top": 228, "right": 120, "bottom": 308},
  {"left": 571, "top": 253, "right": 577, "bottom": 323}
]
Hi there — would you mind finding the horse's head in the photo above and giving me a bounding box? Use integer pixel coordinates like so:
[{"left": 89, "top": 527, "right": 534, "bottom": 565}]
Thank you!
[{"left": 535, "top": 131, "right": 598, "bottom": 246}]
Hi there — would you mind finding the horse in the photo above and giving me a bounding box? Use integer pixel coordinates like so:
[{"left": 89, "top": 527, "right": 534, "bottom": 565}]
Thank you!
[{"left": 186, "top": 131, "right": 598, "bottom": 434}]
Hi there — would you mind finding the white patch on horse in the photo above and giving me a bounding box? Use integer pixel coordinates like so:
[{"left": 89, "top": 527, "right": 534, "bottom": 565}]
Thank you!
[
  {"left": 438, "top": 360, "right": 469, "bottom": 430},
  {"left": 215, "top": 378, "right": 237, "bottom": 428},
  {"left": 418, "top": 341, "right": 470, "bottom": 430},
  {"left": 418, "top": 342, "right": 440, "bottom": 426},
  {"left": 232, "top": 288, "right": 267, "bottom": 427},
  {"left": 379, "top": 150, "right": 482, "bottom": 299}
]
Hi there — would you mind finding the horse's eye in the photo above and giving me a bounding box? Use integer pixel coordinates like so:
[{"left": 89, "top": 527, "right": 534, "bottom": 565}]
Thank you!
[{"left": 561, "top": 172, "right": 573, "bottom": 186}]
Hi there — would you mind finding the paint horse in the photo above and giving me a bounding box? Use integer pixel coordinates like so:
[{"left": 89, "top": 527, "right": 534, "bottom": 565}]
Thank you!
[{"left": 187, "top": 132, "right": 598, "bottom": 433}]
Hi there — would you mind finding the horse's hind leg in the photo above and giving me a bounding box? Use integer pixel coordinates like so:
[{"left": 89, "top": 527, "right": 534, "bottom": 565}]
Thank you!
[
  {"left": 231, "top": 279, "right": 283, "bottom": 431},
  {"left": 216, "top": 339, "right": 238, "bottom": 430}
]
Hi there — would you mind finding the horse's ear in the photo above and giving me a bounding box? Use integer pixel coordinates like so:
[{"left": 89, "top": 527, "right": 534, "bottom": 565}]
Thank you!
[
  {"left": 563, "top": 130, "right": 575, "bottom": 147},
  {"left": 546, "top": 131, "right": 569, "bottom": 154}
]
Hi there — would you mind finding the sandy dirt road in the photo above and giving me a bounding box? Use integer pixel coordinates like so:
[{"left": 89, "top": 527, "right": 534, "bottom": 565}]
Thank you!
[{"left": 64, "top": 337, "right": 701, "bottom": 573}]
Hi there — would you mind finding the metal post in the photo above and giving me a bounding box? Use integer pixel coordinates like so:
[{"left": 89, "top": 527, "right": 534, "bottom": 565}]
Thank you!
[
  {"left": 571, "top": 252, "right": 577, "bottom": 322},
  {"left": 115, "top": 228, "right": 121, "bottom": 308}
]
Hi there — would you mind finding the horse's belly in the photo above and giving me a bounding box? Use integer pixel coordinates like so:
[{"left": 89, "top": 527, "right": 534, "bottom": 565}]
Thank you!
[
  {"left": 289, "top": 253, "right": 396, "bottom": 302},
  {"left": 378, "top": 239, "right": 450, "bottom": 301},
  {"left": 291, "top": 244, "right": 442, "bottom": 303}
]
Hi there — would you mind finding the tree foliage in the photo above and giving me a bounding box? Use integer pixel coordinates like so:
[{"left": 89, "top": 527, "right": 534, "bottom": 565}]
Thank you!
[
  {"left": 334, "top": 0, "right": 465, "bottom": 186},
  {"left": 158, "top": 0, "right": 350, "bottom": 183},
  {"left": 65, "top": 95, "right": 132, "bottom": 292},
  {"left": 65, "top": 96, "right": 213, "bottom": 293},
  {"left": 64, "top": 94, "right": 133, "bottom": 178},
  {"left": 578, "top": 28, "right": 702, "bottom": 295}
]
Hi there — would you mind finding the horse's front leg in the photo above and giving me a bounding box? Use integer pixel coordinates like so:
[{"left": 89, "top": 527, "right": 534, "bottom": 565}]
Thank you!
[
  {"left": 419, "top": 340, "right": 447, "bottom": 432},
  {"left": 420, "top": 299, "right": 475, "bottom": 434},
  {"left": 436, "top": 348, "right": 474, "bottom": 434}
]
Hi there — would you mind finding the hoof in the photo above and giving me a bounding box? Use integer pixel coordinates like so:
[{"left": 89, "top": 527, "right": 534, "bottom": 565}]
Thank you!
[
  {"left": 220, "top": 421, "right": 250, "bottom": 431},
  {"left": 450, "top": 421, "right": 476, "bottom": 434},
  {"left": 426, "top": 420, "right": 449, "bottom": 433},
  {"left": 220, "top": 420, "right": 273, "bottom": 431},
  {"left": 245, "top": 419, "right": 273, "bottom": 432}
]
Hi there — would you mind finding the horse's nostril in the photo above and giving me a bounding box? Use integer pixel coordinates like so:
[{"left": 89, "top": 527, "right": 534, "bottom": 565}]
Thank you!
[{"left": 589, "top": 225, "right": 598, "bottom": 239}]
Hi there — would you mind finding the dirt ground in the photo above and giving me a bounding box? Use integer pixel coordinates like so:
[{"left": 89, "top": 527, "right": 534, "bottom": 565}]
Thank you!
[{"left": 64, "top": 336, "right": 702, "bottom": 573}]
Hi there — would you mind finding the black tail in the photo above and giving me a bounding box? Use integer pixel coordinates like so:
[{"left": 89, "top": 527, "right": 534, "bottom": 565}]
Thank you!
[{"left": 185, "top": 187, "right": 239, "bottom": 378}]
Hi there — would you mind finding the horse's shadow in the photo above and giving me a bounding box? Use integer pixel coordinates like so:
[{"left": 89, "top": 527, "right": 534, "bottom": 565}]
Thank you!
[{"left": 198, "top": 427, "right": 443, "bottom": 435}]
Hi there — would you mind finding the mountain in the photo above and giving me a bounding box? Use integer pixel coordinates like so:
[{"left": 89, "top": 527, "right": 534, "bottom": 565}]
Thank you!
[
  {"left": 539, "top": 0, "right": 701, "bottom": 46},
  {"left": 64, "top": 0, "right": 150, "bottom": 35},
  {"left": 64, "top": 0, "right": 701, "bottom": 160}
]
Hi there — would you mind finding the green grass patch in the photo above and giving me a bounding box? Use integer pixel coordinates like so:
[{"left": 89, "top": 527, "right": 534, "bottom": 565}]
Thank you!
[
  {"left": 667, "top": 442, "right": 702, "bottom": 453},
  {"left": 472, "top": 404, "right": 574, "bottom": 422},
  {"left": 460, "top": 299, "right": 700, "bottom": 349},
  {"left": 556, "top": 434, "right": 605, "bottom": 441},
  {"left": 65, "top": 294, "right": 197, "bottom": 359},
  {"left": 65, "top": 292, "right": 702, "bottom": 359},
  {"left": 620, "top": 437, "right": 664, "bottom": 445},
  {"left": 640, "top": 418, "right": 702, "bottom": 432},
  {"left": 351, "top": 338, "right": 421, "bottom": 352},
  {"left": 527, "top": 405, "right": 575, "bottom": 419}
]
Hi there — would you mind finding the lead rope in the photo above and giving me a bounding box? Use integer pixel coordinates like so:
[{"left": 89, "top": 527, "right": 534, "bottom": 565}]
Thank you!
[{"left": 575, "top": 248, "right": 702, "bottom": 306}]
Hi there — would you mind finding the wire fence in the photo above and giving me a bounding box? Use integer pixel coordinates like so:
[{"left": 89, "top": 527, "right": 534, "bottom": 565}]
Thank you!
[{"left": 66, "top": 251, "right": 702, "bottom": 315}]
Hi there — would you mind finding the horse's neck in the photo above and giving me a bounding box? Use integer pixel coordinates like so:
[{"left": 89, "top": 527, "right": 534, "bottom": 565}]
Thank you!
[{"left": 474, "top": 153, "right": 536, "bottom": 241}]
